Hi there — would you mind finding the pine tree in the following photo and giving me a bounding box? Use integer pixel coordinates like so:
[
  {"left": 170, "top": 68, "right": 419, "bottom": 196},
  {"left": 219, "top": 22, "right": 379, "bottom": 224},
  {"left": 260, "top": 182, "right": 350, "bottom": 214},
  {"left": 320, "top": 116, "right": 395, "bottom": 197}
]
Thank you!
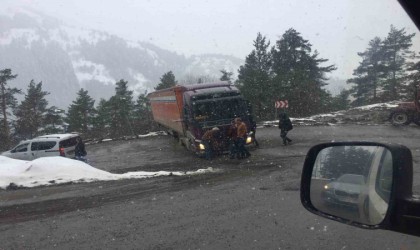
[
  {"left": 381, "top": 25, "right": 415, "bottom": 101},
  {"left": 220, "top": 70, "right": 233, "bottom": 84},
  {"left": 347, "top": 37, "right": 385, "bottom": 106},
  {"left": 319, "top": 90, "right": 334, "bottom": 113},
  {"left": 331, "top": 89, "right": 351, "bottom": 111},
  {"left": 405, "top": 53, "right": 420, "bottom": 100},
  {"left": 66, "top": 89, "right": 96, "bottom": 135},
  {"left": 44, "top": 107, "right": 65, "bottom": 134},
  {"left": 108, "top": 79, "right": 135, "bottom": 137},
  {"left": 155, "top": 71, "right": 177, "bottom": 90},
  {"left": 237, "top": 33, "right": 272, "bottom": 120},
  {"left": 319, "top": 147, "right": 372, "bottom": 179},
  {"left": 271, "top": 28, "right": 336, "bottom": 116},
  {"left": 133, "top": 93, "right": 153, "bottom": 133},
  {"left": 407, "top": 55, "right": 420, "bottom": 83},
  {"left": 14, "top": 80, "right": 49, "bottom": 139},
  {"left": 0, "top": 69, "right": 20, "bottom": 148},
  {"left": 92, "top": 98, "right": 111, "bottom": 138}
]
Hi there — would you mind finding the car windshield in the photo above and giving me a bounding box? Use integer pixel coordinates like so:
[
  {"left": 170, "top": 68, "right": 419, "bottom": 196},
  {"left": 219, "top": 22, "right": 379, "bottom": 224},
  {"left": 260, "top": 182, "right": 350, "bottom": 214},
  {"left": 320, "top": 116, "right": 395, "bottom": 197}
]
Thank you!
[
  {"left": 193, "top": 98, "right": 246, "bottom": 121},
  {"left": 1, "top": 0, "right": 420, "bottom": 249}
]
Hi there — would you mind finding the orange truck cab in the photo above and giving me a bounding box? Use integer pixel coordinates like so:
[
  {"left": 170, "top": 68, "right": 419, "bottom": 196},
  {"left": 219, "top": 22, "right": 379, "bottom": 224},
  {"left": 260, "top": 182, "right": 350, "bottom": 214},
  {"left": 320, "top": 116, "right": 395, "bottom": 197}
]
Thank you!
[{"left": 147, "top": 82, "right": 255, "bottom": 155}]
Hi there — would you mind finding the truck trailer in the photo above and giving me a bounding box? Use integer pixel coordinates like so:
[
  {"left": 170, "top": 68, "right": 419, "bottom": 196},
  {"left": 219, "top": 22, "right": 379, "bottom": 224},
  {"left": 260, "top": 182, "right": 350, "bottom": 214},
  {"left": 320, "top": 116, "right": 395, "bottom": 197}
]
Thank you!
[{"left": 147, "top": 82, "right": 255, "bottom": 155}]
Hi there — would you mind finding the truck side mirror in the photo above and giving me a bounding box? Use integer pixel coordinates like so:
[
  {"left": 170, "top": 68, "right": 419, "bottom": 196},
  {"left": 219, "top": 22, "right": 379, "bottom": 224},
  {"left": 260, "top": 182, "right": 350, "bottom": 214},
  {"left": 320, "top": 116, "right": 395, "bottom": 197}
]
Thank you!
[{"left": 300, "top": 142, "right": 420, "bottom": 237}]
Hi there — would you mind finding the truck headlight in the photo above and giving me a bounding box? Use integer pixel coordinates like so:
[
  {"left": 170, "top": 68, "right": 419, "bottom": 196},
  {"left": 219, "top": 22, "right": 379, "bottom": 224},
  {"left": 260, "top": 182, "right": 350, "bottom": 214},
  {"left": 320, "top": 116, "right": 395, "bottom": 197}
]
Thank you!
[
  {"left": 246, "top": 136, "right": 252, "bottom": 144},
  {"left": 199, "top": 143, "right": 205, "bottom": 150}
]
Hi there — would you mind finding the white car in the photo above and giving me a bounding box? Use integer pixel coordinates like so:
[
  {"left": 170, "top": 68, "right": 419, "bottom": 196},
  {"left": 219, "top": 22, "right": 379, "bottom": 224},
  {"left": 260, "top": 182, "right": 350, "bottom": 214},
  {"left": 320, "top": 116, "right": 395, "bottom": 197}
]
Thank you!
[
  {"left": 1, "top": 134, "right": 81, "bottom": 160},
  {"left": 322, "top": 174, "right": 366, "bottom": 208}
]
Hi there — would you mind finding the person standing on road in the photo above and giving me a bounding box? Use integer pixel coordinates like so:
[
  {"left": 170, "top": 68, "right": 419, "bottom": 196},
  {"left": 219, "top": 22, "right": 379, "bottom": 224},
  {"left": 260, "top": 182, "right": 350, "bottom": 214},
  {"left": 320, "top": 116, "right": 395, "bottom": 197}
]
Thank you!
[
  {"left": 74, "top": 137, "right": 87, "bottom": 162},
  {"left": 250, "top": 119, "right": 259, "bottom": 148},
  {"left": 278, "top": 111, "right": 293, "bottom": 145},
  {"left": 202, "top": 127, "right": 220, "bottom": 160},
  {"left": 235, "top": 118, "right": 251, "bottom": 159}
]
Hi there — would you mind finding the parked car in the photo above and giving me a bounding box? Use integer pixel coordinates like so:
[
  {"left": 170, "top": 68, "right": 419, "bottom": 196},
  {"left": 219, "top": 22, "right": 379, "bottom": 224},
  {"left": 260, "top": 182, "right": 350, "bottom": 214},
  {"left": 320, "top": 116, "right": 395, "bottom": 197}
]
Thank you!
[
  {"left": 1, "top": 134, "right": 81, "bottom": 160},
  {"left": 322, "top": 174, "right": 366, "bottom": 208}
]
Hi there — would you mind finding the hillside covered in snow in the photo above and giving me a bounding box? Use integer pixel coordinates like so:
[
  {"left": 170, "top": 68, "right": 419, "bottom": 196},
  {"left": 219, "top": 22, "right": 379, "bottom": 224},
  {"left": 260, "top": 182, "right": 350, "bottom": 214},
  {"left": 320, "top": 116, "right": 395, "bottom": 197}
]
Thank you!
[{"left": 0, "top": 8, "right": 243, "bottom": 109}]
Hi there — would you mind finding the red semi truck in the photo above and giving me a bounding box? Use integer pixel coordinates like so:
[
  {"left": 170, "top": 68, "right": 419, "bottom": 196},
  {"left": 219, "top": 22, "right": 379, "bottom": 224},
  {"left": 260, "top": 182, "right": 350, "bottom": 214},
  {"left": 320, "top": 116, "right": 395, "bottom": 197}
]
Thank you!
[{"left": 147, "top": 82, "right": 255, "bottom": 155}]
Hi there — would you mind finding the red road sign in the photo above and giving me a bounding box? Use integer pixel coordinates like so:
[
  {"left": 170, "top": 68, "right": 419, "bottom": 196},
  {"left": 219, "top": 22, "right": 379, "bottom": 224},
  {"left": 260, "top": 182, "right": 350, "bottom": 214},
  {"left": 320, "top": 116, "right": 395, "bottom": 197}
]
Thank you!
[{"left": 275, "top": 100, "right": 289, "bottom": 109}]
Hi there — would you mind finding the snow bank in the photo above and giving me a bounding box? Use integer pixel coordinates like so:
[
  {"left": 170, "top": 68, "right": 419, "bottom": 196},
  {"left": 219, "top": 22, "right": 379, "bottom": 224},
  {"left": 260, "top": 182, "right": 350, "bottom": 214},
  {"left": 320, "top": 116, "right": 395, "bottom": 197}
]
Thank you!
[
  {"left": 0, "top": 156, "right": 28, "bottom": 175},
  {"left": 0, "top": 156, "right": 220, "bottom": 189},
  {"left": 351, "top": 102, "right": 398, "bottom": 111},
  {"left": 138, "top": 131, "right": 167, "bottom": 138}
]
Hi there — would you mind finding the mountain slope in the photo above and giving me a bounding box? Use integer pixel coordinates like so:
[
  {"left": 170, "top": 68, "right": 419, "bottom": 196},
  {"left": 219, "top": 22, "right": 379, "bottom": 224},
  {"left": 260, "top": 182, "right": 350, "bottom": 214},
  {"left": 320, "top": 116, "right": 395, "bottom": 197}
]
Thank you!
[{"left": 0, "top": 9, "right": 243, "bottom": 109}]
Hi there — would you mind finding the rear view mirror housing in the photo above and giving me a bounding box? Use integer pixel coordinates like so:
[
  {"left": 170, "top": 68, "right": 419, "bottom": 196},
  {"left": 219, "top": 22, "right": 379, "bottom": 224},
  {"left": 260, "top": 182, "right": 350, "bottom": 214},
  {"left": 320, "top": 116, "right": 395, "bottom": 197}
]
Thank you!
[{"left": 300, "top": 142, "right": 420, "bottom": 236}]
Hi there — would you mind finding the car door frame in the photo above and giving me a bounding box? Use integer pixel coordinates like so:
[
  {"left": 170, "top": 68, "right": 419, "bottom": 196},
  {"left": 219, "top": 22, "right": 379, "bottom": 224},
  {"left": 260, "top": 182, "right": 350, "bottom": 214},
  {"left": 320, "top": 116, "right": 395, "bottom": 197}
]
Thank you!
[{"left": 9, "top": 142, "right": 32, "bottom": 160}]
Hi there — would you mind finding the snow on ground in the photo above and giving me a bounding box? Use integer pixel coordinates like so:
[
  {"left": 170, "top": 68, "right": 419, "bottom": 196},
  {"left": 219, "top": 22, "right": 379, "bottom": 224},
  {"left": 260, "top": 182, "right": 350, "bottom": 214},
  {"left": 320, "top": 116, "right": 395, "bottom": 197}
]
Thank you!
[
  {"left": 260, "top": 101, "right": 399, "bottom": 127},
  {"left": 350, "top": 102, "right": 399, "bottom": 111},
  {"left": 138, "top": 131, "right": 167, "bottom": 138},
  {"left": 0, "top": 156, "right": 220, "bottom": 190}
]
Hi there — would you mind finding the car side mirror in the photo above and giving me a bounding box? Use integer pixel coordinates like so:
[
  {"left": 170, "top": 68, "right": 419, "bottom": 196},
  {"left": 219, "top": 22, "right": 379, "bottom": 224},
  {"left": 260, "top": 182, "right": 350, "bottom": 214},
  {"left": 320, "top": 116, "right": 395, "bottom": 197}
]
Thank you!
[{"left": 300, "top": 142, "right": 420, "bottom": 237}]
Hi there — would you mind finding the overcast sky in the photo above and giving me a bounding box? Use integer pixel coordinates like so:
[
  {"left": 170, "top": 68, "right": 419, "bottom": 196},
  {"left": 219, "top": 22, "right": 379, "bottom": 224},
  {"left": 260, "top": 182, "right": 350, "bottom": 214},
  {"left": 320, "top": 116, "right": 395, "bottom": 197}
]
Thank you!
[{"left": 4, "top": 0, "right": 420, "bottom": 79}]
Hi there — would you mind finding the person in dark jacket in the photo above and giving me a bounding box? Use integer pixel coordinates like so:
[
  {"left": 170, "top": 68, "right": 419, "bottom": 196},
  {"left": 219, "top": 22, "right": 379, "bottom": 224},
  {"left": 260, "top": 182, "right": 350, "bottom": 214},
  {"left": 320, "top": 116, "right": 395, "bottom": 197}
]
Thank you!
[
  {"left": 250, "top": 119, "right": 259, "bottom": 147},
  {"left": 278, "top": 111, "right": 293, "bottom": 145},
  {"left": 74, "top": 137, "right": 87, "bottom": 162}
]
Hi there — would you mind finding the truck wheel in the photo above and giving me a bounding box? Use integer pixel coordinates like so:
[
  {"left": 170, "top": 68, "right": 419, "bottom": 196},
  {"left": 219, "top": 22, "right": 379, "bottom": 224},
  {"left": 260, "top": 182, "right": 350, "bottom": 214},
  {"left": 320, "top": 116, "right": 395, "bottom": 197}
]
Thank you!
[
  {"left": 390, "top": 111, "right": 411, "bottom": 125},
  {"left": 413, "top": 119, "right": 420, "bottom": 126}
]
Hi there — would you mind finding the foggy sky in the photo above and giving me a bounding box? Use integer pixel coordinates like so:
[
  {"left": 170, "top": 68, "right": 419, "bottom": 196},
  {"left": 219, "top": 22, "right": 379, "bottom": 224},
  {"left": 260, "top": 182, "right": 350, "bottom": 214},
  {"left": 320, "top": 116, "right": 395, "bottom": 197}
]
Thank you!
[{"left": 4, "top": 0, "right": 420, "bottom": 79}]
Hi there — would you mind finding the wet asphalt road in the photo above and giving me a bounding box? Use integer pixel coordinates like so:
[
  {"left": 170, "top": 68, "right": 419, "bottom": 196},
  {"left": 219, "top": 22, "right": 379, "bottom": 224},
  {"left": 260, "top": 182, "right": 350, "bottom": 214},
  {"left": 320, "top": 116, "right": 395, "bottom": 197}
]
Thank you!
[{"left": 1, "top": 125, "right": 420, "bottom": 249}]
